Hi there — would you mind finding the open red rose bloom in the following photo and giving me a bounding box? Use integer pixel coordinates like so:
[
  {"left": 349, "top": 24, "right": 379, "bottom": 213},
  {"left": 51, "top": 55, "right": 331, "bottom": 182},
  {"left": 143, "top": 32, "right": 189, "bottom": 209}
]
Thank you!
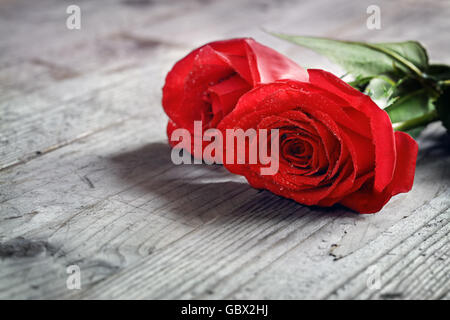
[
  {"left": 162, "top": 38, "right": 419, "bottom": 213},
  {"left": 218, "top": 71, "right": 418, "bottom": 213}
]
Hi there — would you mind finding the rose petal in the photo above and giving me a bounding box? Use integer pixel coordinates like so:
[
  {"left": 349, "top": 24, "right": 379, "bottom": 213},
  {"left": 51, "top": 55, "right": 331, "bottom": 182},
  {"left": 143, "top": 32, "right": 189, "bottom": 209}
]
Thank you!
[
  {"left": 340, "top": 132, "right": 418, "bottom": 213},
  {"left": 307, "top": 69, "right": 396, "bottom": 192},
  {"left": 390, "top": 131, "right": 418, "bottom": 195},
  {"left": 208, "top": 74, "right": 252, "bottom": 116},
  {"left": 244, "top": 39, "right": 309, "bottom": 85}
]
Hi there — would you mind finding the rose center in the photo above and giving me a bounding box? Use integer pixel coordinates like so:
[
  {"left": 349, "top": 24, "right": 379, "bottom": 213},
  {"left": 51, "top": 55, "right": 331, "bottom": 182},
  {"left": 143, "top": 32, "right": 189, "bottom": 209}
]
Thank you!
[{"left": 281, "top": 133, "right": 314, "bottom": 168}]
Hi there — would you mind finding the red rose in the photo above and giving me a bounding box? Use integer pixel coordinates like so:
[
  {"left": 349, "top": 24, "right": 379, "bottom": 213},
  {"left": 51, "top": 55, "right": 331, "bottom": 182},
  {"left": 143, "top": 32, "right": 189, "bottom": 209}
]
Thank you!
[
  {"left": 218, "top": 69, "right": 418, "bottom": 213},
  {"left": 162, "top": 38, "right": 308, "bottom": 155}
]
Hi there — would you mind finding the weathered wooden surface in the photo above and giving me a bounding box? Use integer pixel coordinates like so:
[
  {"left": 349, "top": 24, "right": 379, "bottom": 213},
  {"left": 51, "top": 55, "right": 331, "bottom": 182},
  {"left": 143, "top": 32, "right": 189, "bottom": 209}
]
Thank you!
[{"left": 0, "top": 0, "right": 449, "bottom": 299}]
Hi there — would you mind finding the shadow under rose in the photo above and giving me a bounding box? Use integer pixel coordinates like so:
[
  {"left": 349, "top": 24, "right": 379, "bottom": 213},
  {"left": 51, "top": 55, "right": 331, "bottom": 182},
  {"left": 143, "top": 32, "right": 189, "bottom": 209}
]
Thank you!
[
  {"left": 105, "top": 122, "right": 450, "bottom": 228},
  {"left": 417, "top": 124, "right": 450, "bottom": 167},
  {"left": 106, "top": 141, "right": 354, "bottom": 228}
]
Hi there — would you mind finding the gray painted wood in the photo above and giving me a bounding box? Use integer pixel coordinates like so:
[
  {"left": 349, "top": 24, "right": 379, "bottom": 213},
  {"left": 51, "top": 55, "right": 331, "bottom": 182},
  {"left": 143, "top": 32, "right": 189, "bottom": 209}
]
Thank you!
[{"left": 0, "top": 0, "right": 449, "bottom": 299}]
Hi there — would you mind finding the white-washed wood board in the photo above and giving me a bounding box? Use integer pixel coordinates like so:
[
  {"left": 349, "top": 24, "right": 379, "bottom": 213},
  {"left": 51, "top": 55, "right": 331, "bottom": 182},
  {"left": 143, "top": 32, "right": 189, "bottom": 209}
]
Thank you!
[{"left": 0, "top": 0, "right": 449, "bottom": 299}]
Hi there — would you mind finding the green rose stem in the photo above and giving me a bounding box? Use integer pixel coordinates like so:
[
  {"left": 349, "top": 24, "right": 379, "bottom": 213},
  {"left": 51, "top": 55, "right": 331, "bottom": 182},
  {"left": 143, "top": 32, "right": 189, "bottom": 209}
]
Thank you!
[
  {"left": 438, "top": 79, "right": 450, "bottom": 87},
  {"left": 392, "top": 109, "right": 439, "bottom": 132}
]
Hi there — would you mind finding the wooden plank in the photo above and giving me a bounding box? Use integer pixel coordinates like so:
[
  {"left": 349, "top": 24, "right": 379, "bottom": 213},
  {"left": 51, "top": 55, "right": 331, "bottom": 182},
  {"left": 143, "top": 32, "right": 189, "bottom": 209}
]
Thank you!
[
  {"left": 1, "top": 118, "right": 448, "bottom": 299},
  {"left": 226, "top": 192, "right": 449, "bottom": 300},
  {"left": 0, "top": 0, "right": 449, "bottom": 300},
  {"left": 75, "top": 129, "right": 450, "bottom": 300},
  {"left": 0, "top": 62, "right": 170, "bottom": 170}
]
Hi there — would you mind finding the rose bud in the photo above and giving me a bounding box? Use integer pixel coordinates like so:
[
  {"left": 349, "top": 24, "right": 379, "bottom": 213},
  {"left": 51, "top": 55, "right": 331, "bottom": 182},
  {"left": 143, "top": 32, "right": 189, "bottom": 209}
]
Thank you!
[
  {"left": 162, "top": 38, "right": 308, "bottom": 158},
  {"left": 218, "top": 69, "right": 418, "bottom": 213}
]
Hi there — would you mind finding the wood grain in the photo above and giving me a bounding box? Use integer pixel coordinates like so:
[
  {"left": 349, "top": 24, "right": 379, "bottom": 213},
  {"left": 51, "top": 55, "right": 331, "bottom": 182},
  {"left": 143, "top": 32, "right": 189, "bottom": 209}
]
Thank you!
[{"left": 0, "top": 0, "right": 449, "bottom": 299}]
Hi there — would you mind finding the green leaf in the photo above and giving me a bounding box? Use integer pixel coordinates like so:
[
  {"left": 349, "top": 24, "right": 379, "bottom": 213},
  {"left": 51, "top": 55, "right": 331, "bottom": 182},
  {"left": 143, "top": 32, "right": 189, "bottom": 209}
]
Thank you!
[
  {"left": 385, "top": 89, "right": 433, "bottom": 123},
  {"left": 426, "top": 64, "right": 450, "bottom": 82},
  {"left": 270, "top": 33, "right": 428, "bottom": 78},
  {"left": 435, "top": 87, "right": 450, "bottom": 133},
  {"left": 374, "top": 42, "right": 429, "bottom": 73},
  {"left": 364, "top": 76, "right": 423, "bottom": 109},
  {"left": 349, "top": 75, "right": 396, "bottom": 94},
  {"left": 393, "top": 109, "right": 438, "bottom": 133},
  {"left": 364, "top": 77, "right": 394, "bottom": 108},
  {"left": 348, "top": 75, "right": 374, "bottom": 90},
  {"left": 405, "top": 126, "right": 426, "bottom": 139}
]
